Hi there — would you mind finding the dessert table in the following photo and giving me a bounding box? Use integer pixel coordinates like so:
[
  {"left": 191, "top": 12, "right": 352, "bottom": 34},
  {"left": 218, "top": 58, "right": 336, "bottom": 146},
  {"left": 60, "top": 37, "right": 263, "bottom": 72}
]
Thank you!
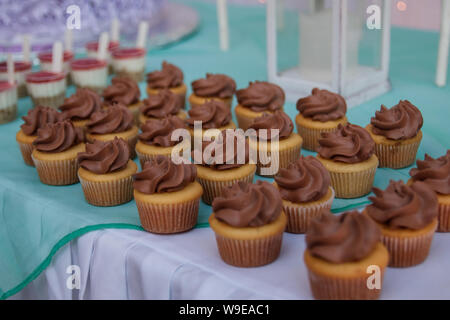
[{"left": 2, "top": 1, "right": 450, "bottom": 299}]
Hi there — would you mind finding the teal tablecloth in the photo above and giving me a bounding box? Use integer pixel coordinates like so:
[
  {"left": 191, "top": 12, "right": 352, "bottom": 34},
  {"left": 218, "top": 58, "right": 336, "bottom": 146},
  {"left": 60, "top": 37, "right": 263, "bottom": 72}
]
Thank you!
[{"left": 0, "top": 1, "right": 449, "bottom": 299}]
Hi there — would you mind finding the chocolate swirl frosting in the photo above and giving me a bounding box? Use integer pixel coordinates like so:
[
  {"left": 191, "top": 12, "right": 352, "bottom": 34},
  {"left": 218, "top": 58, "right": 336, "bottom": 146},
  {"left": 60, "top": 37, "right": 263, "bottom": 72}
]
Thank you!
[
  {"left": 236, "top": 81, "right": 285, "bottom": 112},
  {"left": 306, "top": 211, "right": 381, "bottom": 263},
  {"left": 133, "top": 155, "right": 197, "bottom": 194},
  {"left": 248, "top": 110, "right": 293, "bottom": 141},
  {"left": 186, "top": 100, "right": 231, "bottom": 129},
  {"left": 21, "top": 106, "right": 61, "bottom": 136},
  {"left": 146, "top": 61, "right": 183, "bottom": 89},
  {"left": 318, "top": 123, "right": 375, "bottom": 163},
  {"left": 103, "top": 77, "right": 140, "bottom": 106},
  {"left": 367, "top": 180, "right": 438, "bottom": 230},
  {"left": 212, "top": 181, "right": 282, "bottom": 227},
  {"left": 77, "top": 138, "right": 130, "bottom": 174},
  {"left": 139, "top": 116, "right": 186, "bottom": 147},
  {"left": 409, "top": 151, "right": 450, "bottom": 195},
  {"left": 33, "top": 120, "right": 85, "bottom": 153},
  {"left": 296, "top": 88, "right": 347, "bottom": 122},
  {"left": 87, "top": 103, "right": 134, "bottom": 134},
  {"left": 370, "top": 100, "right": 423, "bottom": 140},
  {"left": 275, "top": 156, "right": 331, "bottom": 203},
  {"left": 192, "top": 130, "right": 249, "bottom": 170},
  {"left": 191, "top": 73, "right": 236, "bottom": 98},
  {"left": 59, "top": 88, "right": 102, "bottom": 121},
  {"left": 140, "top": 89, "right": 182, "bottom": 118}
]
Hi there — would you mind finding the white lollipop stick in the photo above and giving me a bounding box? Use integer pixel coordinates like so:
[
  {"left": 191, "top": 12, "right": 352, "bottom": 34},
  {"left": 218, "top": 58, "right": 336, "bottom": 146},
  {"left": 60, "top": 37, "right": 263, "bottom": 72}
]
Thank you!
[
  {"left": 7, "top": 54, "right": 14, "bottom": 85},
  {"left": 97, "top": 32, "right": 109, "bottom": 61},
  {"left": 436, "top": 0, "right": 450, "bottom": 87},
  {"left": 217, "top": 0, "right": 229, "bottom": 51},
  {"left": 136, "top": 21, "right": 148, "bottom": 48},
  {"left": 111, "top": 18, "right": 120, "bottom": 42},
  {"left": 22, "top": 34, "right": 31, "bottom": 62},
  {"left": 51, "top": 41, "right": 63, "bottom": 73},
  {"left": 65, "top": 29, "right": 73, "bottom": 52}
]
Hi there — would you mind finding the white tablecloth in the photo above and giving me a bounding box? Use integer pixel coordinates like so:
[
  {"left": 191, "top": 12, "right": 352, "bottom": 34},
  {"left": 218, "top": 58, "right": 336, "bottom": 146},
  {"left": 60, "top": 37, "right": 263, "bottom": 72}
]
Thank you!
[{"left": 10, "top": 227, "right": 450, "bottom": 300}]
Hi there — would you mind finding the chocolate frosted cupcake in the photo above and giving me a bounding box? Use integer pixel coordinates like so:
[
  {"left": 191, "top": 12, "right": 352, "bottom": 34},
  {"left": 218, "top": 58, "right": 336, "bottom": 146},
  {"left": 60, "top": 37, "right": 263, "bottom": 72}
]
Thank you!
[
  {"left": 296, "top": 88, "right": 348, "bottom": 151},
  {"left": 304, "top": 211, "right": 388, "bottom": 300},
  {"left": 59, "top": 88, "right": 102, "bottom": 130},
  {"left": 409, "top": 151, "right": 450, "bottom": 232},
  {"left": 189, "top": 73, "right": 236, "bottom": 109},
  {"left": 317, "top": 123, "right": 378, "bottom": 198},
  {"left": 192, "top": 130, "right": 256, "bottom": 204},
  {"left": 77, "top": 138, "right": 137, "bottom": 206},
  {"left": 146, "top": 61, "right": 187, "bottom": 109},
  {"left": 16, "top": 106, "right": 61, "bottom": 166},
  {"left": 248, "top": 110, "right": 302, "bottom": 176},
  {"left": 136, "top": 115, "right": 187, "bottom": 166},
  {"left": 364, "top": 180, "right": 438, "bottom": 267},
  {"left": 138, "top": 89, "right": 186, "bottom": 127},
  {"left": 32, "top": 120, "right": 86, "bottom": 185},
  {"left": 86, "top": 103, "right": 139, "bottom": 158},
  {"left": 366, "top": 100, "right": 423, "bottom": 168},
  {"left": 274, "top": 156, "right": 334, "bottom": 233},
  {"left": 133, "top": 156, "right": 203, "bottom": 234},
  {"left": 102, "top": 77, "right": 142, "bottom": 121},
  {"left": 235, "top": 81, "right": 285, "bottom": 130},
  {"left": 186, "top": 100, "right": 236, "bottom": 143},
  {"left": 209, "top": 181, "right": 287, "bottom": 267}
]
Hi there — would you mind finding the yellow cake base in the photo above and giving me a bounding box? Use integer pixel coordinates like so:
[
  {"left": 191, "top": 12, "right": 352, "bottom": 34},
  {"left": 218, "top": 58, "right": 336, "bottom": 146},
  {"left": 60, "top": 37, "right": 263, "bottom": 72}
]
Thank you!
[
  {"left": 188, "top": 93, "right": 232, "bottom": 109},
  {"left": 209, "top": 212, "right": 287, "bottom": 267},
  {"left": 295, "top": 113, "right": 347, "bottom": 151},
  {"left": 32, "top": 143, "right": 86, "bottom": 185},
  {"left": 146, "top": 83, "right": 187, "bottom": 109},
  {"left": 248, "top": 133, "right": 303, "bottom": 176},
  {"left": 274, "top": 184, "right": 335, "bottom": 234},
  {"left": 366, "top": 124, "right": 422, "bottom": 168},
  {"left": 16, "top": 129, "right": 36, "bottom": 166},
  {"left": 78, "top": 160, "right": 138, "bottom": 206},
  {"left": 86, "top": 126, "right": 139, "bottom": 158},
  {"left": 317, "top": 154, "right": 378, "bottom": 198},
  {"left": 196, "top": 163, "right": 256, "bottom": 205},
  {"left": 235, "top": 104, "right": 281, "bottom": 131},
  {"left": 304, "top": 243, "right": 389, "bottom": 300},
  {"left": 134, "top": 181, "right": 203, "bottom": 234}
]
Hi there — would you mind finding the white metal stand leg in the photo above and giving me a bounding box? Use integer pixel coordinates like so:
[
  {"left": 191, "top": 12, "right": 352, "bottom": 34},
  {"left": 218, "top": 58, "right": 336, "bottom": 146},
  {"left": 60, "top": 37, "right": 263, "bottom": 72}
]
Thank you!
[{"left": 436, "top": 0, "right": 450, "bottom": 87}]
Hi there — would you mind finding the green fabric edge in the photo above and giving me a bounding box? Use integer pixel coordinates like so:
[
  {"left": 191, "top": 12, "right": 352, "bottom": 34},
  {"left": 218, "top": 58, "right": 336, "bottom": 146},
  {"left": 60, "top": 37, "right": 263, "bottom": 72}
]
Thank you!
[
  {"left": 1, "top": 201, "right": 370, "bottom": 300},
  {"left": 0, "top": 223, "right": 142, "bottom": 300}
]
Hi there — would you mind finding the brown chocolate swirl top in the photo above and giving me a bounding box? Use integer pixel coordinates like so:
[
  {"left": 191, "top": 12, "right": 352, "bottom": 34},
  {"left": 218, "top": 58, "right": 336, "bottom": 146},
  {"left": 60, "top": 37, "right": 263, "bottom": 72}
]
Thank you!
[
  {"left": 191, "top": 73, "right": 236, "bottom": 98},
  {"left": 212, "top": 181, "right": 282, "bottom": 227},
  {"left": 59, "top": 88, "right": 102, "bottom": 121},
  {"left": 21, "top": 106, "right": 61, "bottom": 136},
  {"left": 236, "top": 81, "right": 285, "bottom": 112},
  {"left": 318, "top": 123, "right": 375, "bottom": 163},
  {"left": 248, "top": 110, "right": 293, "bottom": 141},
  {"left": 146, "top": 61, "right": 183, "bottom": 89},
  {"left": 186, "top": 100, "right": 231, "bottom": 129},
  {"left": 367, "top": 180, "right": 438, "bottom": 230},
  {"left": 87, "top": 103, "right": 134, "bottom": 134},
  {"left": 140, "top": 89, "right": 182, "bottom": 118},
  {"left": 275, "top": 156, "right": 331, "bottom": 203},
  {"left": 133, "top": 155, "right": 197, "bottom": 194},
  {"left": 33, "top": 120, "right": 85, "bottom": 153},
  {"left": 370, "top": 100, "right": 423, "bottom": 140},
  {"left": 296, "top": 88, "right": 347, "bottom": 122},
  {"left": 103, "top": 77, "right": 140, "bottom": 106},
  {"left": 139, "top": 115, "right": 186, "bottom": 147},
  {"left": 192, "top": 130, "right": 249, "bottom": 170},
  {"left": 409, "top": 151, "right": 450, "bottom": 195},
  {"left": 77, "top": 138, "right": 130, "bottom": 174},
  {"left": 306, "top": 211, "right": 381, "bottom": 263}
]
